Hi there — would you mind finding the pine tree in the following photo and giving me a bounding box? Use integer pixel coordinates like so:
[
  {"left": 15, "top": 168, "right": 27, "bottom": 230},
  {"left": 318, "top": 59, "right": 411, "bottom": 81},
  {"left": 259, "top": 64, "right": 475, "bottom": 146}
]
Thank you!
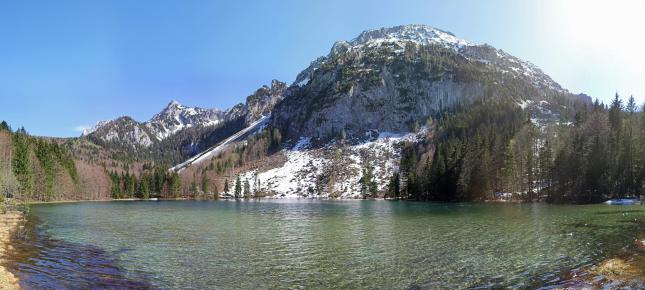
[
  {"left": 234, "top": 176, "right": 242, "bottom": 198},
  {"left": 0, "top": 121, "right": 10, "bottom": 131},
  {"left": 358, "top": 164, "right": 377, "bottom": 199},
  {"left": 140, "top": 175, "right": 151, "bottom": 199},
  {"left": 243, "top": 179, "right": 251, "bottom": 198},
  {"left": 538, "top": 140, "right": 553, "bottom": 201},
  {"left": 387, "top": 172, "right": 400, "bottom": 198},
  {"left": 626, "top": 95, "right": 637, "bottom": 115},
  {"left": 169, "top": 172, "right": 181, "bottom": 198}
]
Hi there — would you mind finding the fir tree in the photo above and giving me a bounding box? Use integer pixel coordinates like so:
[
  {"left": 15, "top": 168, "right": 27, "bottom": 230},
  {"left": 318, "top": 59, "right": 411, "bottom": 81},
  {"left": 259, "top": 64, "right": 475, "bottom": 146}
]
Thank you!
[
  {"left": 243, "top": 179, "right": 251, "bottom": 198},
  {"left": 234, "top": 176, "right": 242, "bottom": 198}
]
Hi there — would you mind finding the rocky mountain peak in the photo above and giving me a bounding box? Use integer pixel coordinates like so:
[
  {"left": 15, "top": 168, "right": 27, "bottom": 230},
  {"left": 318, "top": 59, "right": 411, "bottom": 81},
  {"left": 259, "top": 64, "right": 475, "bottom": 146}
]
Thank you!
[
  {"left": 167, "top": 100, "right": 182, "bottom": 107},
  {"left": 147, "top": 101, "right": 224, "bottom": 141},
  {"left": 272, "top": 24, "right": 582, "bottom": 142},
  {"left": 270, "top": 79, "right": 285, "bottom": 91},
  {"left": 349, "top": 24, "right": 472, "bottom": 50}
]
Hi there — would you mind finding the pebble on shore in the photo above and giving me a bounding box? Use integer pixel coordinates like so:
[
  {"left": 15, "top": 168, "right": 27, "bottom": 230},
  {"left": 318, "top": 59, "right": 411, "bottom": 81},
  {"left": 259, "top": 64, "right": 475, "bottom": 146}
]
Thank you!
[{"left": 0, "top": 211, "right": 22, "bottom": 290}]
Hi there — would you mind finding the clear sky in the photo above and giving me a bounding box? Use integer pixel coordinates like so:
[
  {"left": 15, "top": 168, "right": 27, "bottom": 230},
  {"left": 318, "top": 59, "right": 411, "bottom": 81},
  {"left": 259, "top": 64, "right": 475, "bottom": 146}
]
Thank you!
[{"left": 1, "top": 0, "right": 643, "bottom": 137}]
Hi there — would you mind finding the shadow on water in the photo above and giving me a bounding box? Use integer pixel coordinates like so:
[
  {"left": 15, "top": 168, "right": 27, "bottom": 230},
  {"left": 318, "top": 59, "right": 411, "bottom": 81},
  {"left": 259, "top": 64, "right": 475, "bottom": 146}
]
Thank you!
[{"left": 3, "top": 215, "right": 153, "bottom": 289}]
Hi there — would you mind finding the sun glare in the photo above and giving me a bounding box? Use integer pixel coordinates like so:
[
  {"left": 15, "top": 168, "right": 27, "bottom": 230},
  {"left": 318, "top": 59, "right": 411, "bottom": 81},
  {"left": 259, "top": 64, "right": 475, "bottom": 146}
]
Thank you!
[{"left": 547, "top": 0, "right": 645, "bottom": 100}]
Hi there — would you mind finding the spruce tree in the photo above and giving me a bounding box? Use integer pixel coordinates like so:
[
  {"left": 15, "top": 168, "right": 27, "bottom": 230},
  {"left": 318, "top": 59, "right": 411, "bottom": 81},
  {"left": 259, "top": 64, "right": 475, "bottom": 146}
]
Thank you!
[
  {"left": 169, "top": 172, "right": 181, "bottom": 198},
  {"left": 243, "top": 179, "right": 251, "bottom": 198},
  {"left": 0, "top": 121, "right": 10, "bottom": 131},
  {"left": 234, "top": 176, "right": 242, "bottom": 198}
]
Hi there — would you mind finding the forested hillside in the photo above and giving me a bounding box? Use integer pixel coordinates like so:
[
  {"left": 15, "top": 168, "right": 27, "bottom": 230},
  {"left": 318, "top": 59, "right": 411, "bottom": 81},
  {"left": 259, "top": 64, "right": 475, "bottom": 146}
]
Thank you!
[
  {"left": 399, "top": 94, "right": 645, "bottom": 203},
  {"left": 0, "top": 122, "right": 101, "bottom": 201}
]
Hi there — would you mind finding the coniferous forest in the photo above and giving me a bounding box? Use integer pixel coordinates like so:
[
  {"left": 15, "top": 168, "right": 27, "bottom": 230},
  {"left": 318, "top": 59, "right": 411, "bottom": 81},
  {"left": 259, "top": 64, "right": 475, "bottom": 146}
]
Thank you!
[{"left": 397, "top": 94, "right": 645, "bottom": 203}]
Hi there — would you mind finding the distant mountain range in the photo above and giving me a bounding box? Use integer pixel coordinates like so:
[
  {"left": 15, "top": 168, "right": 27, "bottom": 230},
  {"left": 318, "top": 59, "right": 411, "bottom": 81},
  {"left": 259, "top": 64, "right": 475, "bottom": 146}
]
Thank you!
[{"left": 83, "top": 80, "right": 286, "bottom": 150}]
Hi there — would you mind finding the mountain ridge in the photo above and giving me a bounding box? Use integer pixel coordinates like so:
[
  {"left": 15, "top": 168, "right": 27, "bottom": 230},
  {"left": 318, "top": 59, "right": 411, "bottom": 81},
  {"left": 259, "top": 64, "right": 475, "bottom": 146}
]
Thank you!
[{"left": 83, "top": 80, "right": 287, "bottom": 150}]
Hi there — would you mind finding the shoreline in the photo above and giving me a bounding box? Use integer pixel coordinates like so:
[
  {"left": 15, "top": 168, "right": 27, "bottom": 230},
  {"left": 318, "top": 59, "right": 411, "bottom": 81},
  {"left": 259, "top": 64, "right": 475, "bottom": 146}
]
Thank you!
[
  {"left": 566, "top": 244, "right": 645, "bottom": 288},
  {"left": 0, "top": 211, "right": 23, "bottom": 290}
]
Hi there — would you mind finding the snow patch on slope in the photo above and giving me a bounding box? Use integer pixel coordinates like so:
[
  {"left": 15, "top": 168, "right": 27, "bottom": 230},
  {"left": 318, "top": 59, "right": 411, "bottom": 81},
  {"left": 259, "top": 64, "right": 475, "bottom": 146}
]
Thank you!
[
  {"left": 240, "top": 137, "right": 325, "bottom": 198},
  {"left": 350, "top": 24, "right": 474, "bottom": 52},
  {"left": 237, "top": 129, "right": 424, "bottom": 198}
]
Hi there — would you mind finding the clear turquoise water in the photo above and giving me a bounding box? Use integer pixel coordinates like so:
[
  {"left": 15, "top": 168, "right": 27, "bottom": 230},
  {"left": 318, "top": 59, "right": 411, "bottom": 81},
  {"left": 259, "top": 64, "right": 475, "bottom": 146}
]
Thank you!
[{"left": 9, "top": 200, "right": 645, "bottom": 289}]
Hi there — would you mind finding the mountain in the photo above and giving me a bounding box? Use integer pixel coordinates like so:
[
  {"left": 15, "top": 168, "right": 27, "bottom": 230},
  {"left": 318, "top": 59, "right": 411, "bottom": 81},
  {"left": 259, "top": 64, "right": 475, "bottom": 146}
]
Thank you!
[
  {"left": 84, "top": 101, "right": 223, "bottom": 148},
  {"left": 84, "top": 80, "right": 287, "bottom": 152},
  {"left": 174, "top": 24, "right": 591, "bottom": 199},
  {"left": 85, "top": 116, "right": 156, "bottom": 148},
  {"left": 273, "top": 24, "right": 582, "bottom": 141},
  {"left": 146, "top": 100, "right": 225, "bottom": 140},
  {"left": 39, "top": 24, "right": 599, "bottom": 201}
]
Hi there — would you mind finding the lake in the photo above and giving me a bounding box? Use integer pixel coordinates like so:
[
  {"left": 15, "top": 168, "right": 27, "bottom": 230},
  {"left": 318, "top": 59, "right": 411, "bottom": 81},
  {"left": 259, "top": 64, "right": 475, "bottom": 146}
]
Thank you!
[{"left": 6, "top": 200, "right": 645, "bottom": 289}]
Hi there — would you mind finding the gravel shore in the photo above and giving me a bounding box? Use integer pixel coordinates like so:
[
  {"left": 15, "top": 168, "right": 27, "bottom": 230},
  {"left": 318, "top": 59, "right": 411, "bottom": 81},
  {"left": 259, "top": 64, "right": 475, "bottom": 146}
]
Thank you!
[{"left": 0, "top": 211, "right": 22, "bottom": 290}]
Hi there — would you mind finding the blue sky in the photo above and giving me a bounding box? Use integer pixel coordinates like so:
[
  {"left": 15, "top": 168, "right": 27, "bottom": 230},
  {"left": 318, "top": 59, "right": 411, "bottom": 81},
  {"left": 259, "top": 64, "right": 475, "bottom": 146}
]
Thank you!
[{"left": 1, "top": 0, "right": 643, "bottom": 137}]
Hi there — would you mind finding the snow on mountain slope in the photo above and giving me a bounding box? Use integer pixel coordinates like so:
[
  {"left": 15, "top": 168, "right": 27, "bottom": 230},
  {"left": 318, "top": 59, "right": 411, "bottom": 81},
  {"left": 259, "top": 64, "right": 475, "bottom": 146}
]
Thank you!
[
  {"left": 295, "top": 24, "right": 564, "bottom": 94},
  {"left": 277, "top": 24, "right": 584, "bottom": 143},
  {"left": 350, "top": 24, "right": 473, "bottom": 51},
  {"left": 146, "top": 100, "right": 224, "bottom": 141},
  {"left": 171, "top": 116, "right": 270, "bottom": 172},
  {"left": 86, "top": 81, "right": 287, "bottom": 149},
  {"left": 237, "top": 129, "right": 425, "bottom": 198}
]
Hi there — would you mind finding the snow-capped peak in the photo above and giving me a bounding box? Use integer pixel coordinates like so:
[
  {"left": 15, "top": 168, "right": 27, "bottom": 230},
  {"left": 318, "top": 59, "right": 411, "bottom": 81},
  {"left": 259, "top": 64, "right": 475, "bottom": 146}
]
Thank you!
[
  {"left": 167, "top": 100, "right": 182, "bottom": 107},
  {"left": 147, "top": 101, "right": 224, "bottom": 140},
  {"left": 349, "top": 24, "right": 474, "bottom": 51},
  {"left": 303, "top": 24, "right": 564, "bottom": 94}
]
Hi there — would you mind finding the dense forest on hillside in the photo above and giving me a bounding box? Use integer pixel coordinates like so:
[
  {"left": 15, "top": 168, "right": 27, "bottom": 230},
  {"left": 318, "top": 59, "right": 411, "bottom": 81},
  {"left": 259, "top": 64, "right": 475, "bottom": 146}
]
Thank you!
[
  {"left": 1, "top": 93, "right": 643, "bottom": 204},
  {"left": 394, "top": 94, "right": 645, "bottom": 203},
  {"left": 0, "top": 122, "right": 82, "bottom": 202}
]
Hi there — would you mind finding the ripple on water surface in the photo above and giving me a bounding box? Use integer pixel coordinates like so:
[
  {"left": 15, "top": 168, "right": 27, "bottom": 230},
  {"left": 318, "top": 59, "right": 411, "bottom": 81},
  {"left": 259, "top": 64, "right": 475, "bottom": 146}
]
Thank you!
[{"left": 5, "top": 200, "right": 645, "bottom": 289}]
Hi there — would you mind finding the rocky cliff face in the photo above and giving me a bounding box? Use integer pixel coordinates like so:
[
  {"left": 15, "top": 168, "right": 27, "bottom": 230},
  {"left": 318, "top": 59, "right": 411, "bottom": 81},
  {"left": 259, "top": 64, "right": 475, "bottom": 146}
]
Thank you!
[
  {"left": 87, "top": 116, "right": 155, "bottom": 148},
  {"left": 272, "top": 24, "right": 581, "bottom": 142},
  {"left": 244, "top": 79, "right": 287, "bottom": 124}
]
